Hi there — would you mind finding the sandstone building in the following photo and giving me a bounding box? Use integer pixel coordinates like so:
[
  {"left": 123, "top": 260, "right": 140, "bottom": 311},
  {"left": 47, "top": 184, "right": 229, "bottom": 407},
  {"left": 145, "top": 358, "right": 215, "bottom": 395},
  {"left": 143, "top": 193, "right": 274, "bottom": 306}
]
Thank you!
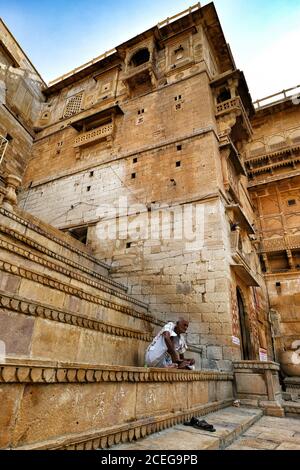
[{"left": 0, "top": 2, "right": 299, "bottom": 450}]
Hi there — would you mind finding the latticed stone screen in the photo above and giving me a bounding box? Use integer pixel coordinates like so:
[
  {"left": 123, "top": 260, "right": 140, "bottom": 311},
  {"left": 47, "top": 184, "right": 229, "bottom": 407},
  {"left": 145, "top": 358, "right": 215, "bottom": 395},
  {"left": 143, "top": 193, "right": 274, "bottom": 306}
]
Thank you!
[
  {"left": 0, "top": 135, "right": 8, "bottom": 164},
  {"left": 63, "top": 92, "right": 84, "bottom": 118}
]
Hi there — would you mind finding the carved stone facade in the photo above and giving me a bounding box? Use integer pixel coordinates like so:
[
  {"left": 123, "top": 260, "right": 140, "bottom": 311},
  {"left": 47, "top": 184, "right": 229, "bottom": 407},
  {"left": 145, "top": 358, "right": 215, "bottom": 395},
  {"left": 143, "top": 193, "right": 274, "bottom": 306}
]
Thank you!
[
  {"left": 12, "top": 4, "right": 271, "bottom": 370},
  {"left": 0, "top": 1, "right": 299, "bottom": 450}
]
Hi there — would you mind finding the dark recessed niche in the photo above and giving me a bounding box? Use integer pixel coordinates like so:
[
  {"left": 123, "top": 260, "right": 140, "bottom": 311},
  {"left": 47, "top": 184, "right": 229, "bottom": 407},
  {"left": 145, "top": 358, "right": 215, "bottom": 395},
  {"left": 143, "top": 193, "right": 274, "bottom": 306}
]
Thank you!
[
  {"left": 133, "top": 157, "right": 138, "bottom": 164},
  {"left": 131, "top": 173, "right": 136, "bottom": 179},
  {"left": 89, "top": 171, "right": 94, "bottom": 177},
  {"left": 87, "top": 186, "right": 91, "bottom": 192},
  {"left": 126, "top": 242, "right": 132, "bottom": 249},
  {"left": 177, "top": 145, "right": 182, "bottom": 151},
  {"left": 288, "top": 199, "right": 296, "bottom": 206},
  {"left": 176, "top": 161, "right": 181, "bottom": 167}
]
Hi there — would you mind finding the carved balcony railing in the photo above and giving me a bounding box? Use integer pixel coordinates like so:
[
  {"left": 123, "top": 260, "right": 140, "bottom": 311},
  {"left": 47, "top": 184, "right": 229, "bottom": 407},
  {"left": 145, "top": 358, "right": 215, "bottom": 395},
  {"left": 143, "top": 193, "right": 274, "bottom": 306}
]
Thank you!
[
  {"left": 260, "top": 234, "right": 300, "bottom": 253},
  {"left": 216, "top": 96, "right": 253, "bottom": 137},
  {"left": 74, "top": 123, "right": 113, "bottom": 148}
]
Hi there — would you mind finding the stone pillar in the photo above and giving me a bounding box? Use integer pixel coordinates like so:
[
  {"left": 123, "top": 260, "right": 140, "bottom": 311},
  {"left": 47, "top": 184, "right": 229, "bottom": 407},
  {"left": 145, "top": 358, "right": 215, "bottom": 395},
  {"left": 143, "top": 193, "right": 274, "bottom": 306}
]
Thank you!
[
  {"left": 1, "top": 174, "right": 22, "bottom": 211},
  {"left": 233, "top": 361, "right": 285, "bottom": 417}
]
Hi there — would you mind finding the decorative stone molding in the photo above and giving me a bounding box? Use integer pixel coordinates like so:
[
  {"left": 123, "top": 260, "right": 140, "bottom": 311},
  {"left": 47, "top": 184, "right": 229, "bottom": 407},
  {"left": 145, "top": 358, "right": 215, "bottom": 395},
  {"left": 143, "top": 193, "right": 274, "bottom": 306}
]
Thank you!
[
  {"left": 0, "top": 360, "right": 234, "bottom": 384},
  {"left": 0, "top": 291, "right": 152, "bottom": 342},
  {"left": 0, "top": 230, "right": 148, "bottom": 310},
  {"left": 233, "top": 361, "right": 280, "bottom": 371},
  {"left": 16, "top": 399, "right": 233, "bottom": 450},
  {"left": 0, "top": 207, "right": 110, "bottom": 271},
  {"left": 0, "top": 258, "right": 155, "bottom": 324}
]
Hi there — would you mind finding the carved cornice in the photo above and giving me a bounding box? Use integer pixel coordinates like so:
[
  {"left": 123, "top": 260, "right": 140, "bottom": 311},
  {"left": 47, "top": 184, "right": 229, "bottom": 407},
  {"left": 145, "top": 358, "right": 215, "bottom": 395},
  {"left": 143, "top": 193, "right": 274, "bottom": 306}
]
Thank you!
[
  {"left": 0, "top": 360, "right": 234, "bottom": 384},
  {"left": 0, "top": 291, "right": 151, "bottom": 341},
  {"left": 16, "top": 399, "right": 233, "bottom": 450},
  {"left": 0, "top": 207, "right": 110, "bottom": 271},
  {"left": 0, "top": 230, "right": 148, "bottom": 310},
  {"left": 233, "top": 361, "right": 280, "bottom": 371},
  {"left": 0, "top": 258, "right": 156, "bottom": 325}
]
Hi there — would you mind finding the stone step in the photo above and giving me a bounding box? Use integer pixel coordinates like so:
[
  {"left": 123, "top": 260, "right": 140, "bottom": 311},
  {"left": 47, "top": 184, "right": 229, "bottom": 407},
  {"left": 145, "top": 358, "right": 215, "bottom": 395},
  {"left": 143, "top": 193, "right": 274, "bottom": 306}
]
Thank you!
[
  {"left": 0, "top": 229, "right": 148, "bottom": 310},
  {"left": 226, "top": 414, "right": 300, "bottom": 450},
  {"left": 111, "top": 407, "right": 263, "bottom": 450},
  {"left": 0, "top": 206, "right": 112, "bottom": 279},
  {"left": 0, "top": 223, "right": 128, "bottom": 294},
  {"left": 0, "top": 290, "right": 152, "bottom": 365}
]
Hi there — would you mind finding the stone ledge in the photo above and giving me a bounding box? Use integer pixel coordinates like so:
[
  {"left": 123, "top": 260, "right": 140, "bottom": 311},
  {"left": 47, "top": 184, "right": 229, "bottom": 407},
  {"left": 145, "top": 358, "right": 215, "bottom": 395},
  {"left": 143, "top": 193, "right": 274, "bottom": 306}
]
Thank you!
[
  {"left": 0, "top": 359, "right": 234, "bottom": 384},
  {"left": 0, "top": 207, "right": 109, "bottom": 270},
  {"left": 233, "top": 361, "right": 280, "bottom": 371},
  {"left": 0, "top": 223, "right": 127, "bottom": 292},
  {"left": 0, "top": 232, "right": 148, "bottom": 310},
  {"left": 14, "top": 399, "right": 233, "bottom": 450},
  {"left": 0, "top": 290, "right": 152, "bottom": 342},
  {"left": 0, "top": 258, "right": 155, "bottom": 324}
]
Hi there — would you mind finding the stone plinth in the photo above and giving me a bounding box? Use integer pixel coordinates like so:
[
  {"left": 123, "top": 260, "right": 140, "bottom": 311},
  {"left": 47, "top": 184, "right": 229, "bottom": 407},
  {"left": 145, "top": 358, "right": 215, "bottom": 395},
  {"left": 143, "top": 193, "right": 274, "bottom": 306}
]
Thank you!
[
  {"left": 233, "top": 361, "right": 284, "bottom": 417},
  {"left": 0, "top": 358, "right": 233, "bottom": 450}
]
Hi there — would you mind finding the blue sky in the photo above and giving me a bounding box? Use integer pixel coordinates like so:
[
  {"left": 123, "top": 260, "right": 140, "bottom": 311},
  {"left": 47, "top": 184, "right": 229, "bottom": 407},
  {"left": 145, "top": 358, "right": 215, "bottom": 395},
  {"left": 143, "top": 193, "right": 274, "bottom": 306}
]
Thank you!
[{"left": 1, "top": 0, "right": 300, "bottom": 100}]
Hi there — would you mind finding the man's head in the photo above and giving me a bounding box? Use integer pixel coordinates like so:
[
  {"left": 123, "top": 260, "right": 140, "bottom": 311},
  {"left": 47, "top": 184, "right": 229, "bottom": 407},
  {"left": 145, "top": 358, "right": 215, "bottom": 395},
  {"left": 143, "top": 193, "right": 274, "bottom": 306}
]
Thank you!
[{"left": 175, "top": 318, "right": 189, "bottom": 334}]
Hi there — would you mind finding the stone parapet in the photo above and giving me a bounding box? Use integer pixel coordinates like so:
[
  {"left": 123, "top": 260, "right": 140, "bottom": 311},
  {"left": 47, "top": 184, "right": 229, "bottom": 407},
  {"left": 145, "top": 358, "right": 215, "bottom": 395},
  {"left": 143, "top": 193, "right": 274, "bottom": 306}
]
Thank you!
[
  {"left": 0, "top": 359, "right": 233, "bottom": 449},
  {"left": 233, "top": 361, "right": 284, "bottom": 417}
]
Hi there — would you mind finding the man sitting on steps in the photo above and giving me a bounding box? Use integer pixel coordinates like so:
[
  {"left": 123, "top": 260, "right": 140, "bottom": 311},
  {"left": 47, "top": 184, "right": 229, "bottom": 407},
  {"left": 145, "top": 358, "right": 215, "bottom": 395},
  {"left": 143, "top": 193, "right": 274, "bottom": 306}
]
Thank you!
[{"left": 145, "top": 318, "right": 196, "bottom": 369}]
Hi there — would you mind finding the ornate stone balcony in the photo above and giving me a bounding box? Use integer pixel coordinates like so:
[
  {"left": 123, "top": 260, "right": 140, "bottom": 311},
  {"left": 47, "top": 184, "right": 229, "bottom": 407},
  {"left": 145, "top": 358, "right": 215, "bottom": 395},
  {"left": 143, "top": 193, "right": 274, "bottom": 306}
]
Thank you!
[
  {"left": 74, "top": 122, "right": 113, "bottom": 148},
  {"left": 260, "top": 234, "right": 300, "bottom": 253},
  {"left": 216, "top": 96, "right": 253, "bottom": 137}
]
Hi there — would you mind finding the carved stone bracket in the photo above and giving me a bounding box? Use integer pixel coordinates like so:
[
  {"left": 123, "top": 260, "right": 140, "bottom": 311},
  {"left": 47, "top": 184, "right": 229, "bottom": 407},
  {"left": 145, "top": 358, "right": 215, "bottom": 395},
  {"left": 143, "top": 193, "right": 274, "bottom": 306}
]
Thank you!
[{"left": 1, "top": 174, "right": 21, "bottom": 211}]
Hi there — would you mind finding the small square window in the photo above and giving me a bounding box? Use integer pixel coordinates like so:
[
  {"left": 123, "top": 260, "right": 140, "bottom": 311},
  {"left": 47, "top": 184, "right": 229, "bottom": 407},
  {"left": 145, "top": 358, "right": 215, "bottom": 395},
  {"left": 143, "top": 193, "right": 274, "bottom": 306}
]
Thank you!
[
  {"left": 87, "top": 186, "right": 91, "bottom": 192},
  {"left": 288, "top": 199, "right": 296, "bottom": 206},
  {"left": 89, "top": 171, "right": 94, "bottom": 177},
  {"left": 126, "top": 242, "right": 132, "bottom": 249},
  {"left": 131, "top": 173, "right": 136, "bottom": 179},
  {"left": 177, "top": 145, "right": 182, "bottom": 151},
  {"left": 133, "top": 158, "right": 138, "bottom": 164},
  {"left": 176, "top": 161, "right": 181, "bottom": 167}
]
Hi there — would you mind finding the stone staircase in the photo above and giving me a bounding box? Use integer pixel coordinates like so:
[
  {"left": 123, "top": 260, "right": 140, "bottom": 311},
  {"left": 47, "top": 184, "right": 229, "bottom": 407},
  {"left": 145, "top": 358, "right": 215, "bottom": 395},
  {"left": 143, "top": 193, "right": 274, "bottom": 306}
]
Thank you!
[
  {"left": 112, "top": 407, "right": 263, "bottom": 450},
  {"left": 112, "top": 407, "right": 300, "bottom": 450},
  {"left": 0, "top": 205, "right": 231, "bottom": 450}
]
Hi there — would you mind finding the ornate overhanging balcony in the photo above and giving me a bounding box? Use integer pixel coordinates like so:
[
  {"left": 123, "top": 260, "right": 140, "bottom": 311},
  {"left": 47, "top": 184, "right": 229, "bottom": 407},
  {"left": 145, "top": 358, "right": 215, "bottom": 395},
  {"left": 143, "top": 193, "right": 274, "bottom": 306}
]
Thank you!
[
  {"left": 74, "top": 122, "right": 114, "bottom": 148},
  {"left": 230, "top": 231, "right": 259, "bottom": 286},
  {"left": 260, "top": 234, "right": 300, "bottom": 253},
  {"left": 122, "top": 61, "right": 158, "bottom": 90},
  {"left": 70, "top": 104, "right": 123, "bottom": 132},
  {"left": 216, "top": 96, "right": 253, "bottom": 137}
]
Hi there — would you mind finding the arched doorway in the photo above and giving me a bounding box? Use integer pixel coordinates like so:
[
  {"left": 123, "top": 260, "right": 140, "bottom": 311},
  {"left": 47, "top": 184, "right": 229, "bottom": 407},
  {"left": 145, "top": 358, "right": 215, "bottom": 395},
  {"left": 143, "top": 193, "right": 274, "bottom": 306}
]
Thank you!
[{"left": 236, "top": 288, "right": 252, "bottom": 360}]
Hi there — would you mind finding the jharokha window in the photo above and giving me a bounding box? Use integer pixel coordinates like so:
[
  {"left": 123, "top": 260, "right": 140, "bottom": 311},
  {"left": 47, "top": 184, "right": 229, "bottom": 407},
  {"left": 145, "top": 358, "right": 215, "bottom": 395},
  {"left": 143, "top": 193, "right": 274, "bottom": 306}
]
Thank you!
[{"left": 63, "top": 91, "right": 84, "bottom": 119}]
